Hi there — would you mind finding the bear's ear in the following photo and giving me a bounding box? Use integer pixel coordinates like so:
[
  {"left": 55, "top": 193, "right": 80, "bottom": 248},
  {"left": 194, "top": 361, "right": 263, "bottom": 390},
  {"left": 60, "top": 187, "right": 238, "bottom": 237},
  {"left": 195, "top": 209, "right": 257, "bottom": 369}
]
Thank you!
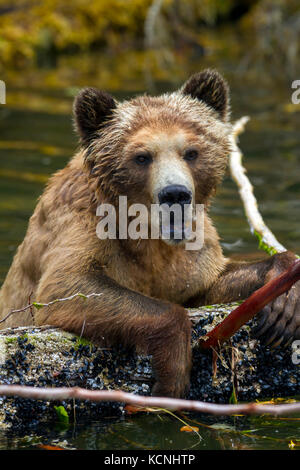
[
  {"left": 73, "top": 87, "right": 117, "bottom": 145},
  {"left": 181, "top": 69, "right": 229, "bottom": 121}
]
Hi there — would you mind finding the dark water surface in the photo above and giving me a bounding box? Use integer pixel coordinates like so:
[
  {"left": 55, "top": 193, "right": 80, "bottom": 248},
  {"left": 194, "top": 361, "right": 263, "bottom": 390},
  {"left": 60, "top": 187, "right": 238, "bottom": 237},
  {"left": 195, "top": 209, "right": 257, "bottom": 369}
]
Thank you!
[{"left": 0, "top": 37, "right": 299, "bottom": 449}]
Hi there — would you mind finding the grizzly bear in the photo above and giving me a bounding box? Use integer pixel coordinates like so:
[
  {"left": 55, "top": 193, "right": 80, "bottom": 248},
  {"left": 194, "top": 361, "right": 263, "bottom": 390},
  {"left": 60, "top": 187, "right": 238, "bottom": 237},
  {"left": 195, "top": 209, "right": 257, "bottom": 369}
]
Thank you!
[{"left": 0, "top": 69, "right": 299, "bottom": 397}]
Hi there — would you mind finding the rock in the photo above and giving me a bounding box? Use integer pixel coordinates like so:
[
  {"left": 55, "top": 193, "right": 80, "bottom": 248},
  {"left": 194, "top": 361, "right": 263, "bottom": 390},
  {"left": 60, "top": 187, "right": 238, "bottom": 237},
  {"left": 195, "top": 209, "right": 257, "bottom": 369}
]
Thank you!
[{"left": 0, "top": 304, "right": 299, "bottom": 428}]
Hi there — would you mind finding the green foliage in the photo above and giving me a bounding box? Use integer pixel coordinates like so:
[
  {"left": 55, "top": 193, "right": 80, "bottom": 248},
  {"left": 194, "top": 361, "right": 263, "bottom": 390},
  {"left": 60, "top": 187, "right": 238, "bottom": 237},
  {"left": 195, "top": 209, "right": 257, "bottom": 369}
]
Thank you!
[
  {"left": 0, "top": 0, "right": 255, "bottom": 69},
  {"left": 74, "top": 336, "right": 93, "bottom": 350},
  {"left": 253, "top": 231, "right": 279, "bottom": 257},
  {"left": 32, "top": 302, "right": 45, "bottom": 310},
  {"left": 54, "top": 405, "right": 69, "bottom": 425},
  {"left": 229, "top": 384, "right": 238, "bottom": 404},
  {"left": 77, "top": 293, "right": 88, "bottom": 299},
  {"left": 253, "top": 231, "right": 300, "bottom": 258},
  {"left": 5, "top": 337, "right": 16, "bottom": 344},
  {"left": 0, "top": 0, "right": 152, "bottom": 68}
]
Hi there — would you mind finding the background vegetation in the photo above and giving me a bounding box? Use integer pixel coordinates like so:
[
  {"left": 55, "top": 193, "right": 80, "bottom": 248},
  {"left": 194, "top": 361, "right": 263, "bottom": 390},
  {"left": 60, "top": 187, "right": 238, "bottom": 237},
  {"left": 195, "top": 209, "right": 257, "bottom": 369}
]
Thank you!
[{"left": 0, "top": 0, "right": 299, "bottom": 81}]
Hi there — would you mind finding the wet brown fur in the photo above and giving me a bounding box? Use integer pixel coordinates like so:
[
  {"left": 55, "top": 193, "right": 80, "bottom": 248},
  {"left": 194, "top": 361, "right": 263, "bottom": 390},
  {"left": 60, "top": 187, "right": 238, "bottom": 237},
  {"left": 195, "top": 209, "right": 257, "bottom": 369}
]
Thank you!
[{"left": 0, "top": 70, "right": 299, "bottom": 397}]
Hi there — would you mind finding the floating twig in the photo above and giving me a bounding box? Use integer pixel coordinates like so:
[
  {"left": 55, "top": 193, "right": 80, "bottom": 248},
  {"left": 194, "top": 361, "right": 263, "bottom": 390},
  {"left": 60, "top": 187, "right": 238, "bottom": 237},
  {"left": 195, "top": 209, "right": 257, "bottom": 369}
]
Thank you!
[{"left": 0, "top": 384, "right": 299, "bottom": 416}]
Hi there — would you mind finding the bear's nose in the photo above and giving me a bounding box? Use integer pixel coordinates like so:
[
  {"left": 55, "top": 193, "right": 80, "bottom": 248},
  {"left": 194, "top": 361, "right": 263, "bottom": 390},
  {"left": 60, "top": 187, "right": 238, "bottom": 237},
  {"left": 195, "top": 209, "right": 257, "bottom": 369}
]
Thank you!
[{"left": 158, "top": 185, "right": 192, "bottom": 207}]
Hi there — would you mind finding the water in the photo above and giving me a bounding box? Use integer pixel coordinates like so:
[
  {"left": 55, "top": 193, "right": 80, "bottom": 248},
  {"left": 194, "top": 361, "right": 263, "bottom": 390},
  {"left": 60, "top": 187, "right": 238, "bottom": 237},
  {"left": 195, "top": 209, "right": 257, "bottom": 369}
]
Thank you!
[
  {"left": 0, "top": 35, "right": 299, "bottom": 449},
  {"left": 0, "top": 411, "right": 299, "bottom": 450}
]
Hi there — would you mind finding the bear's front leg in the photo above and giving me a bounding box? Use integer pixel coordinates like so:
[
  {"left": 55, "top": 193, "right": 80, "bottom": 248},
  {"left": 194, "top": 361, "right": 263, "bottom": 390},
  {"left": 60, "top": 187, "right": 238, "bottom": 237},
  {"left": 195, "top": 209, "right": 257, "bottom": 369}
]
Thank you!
[
  {"left": 197, "top": 251, "right": 300, "bottom": 348},
  {"left": 34, "top": 269, "right": 192, "bottom": 398}
]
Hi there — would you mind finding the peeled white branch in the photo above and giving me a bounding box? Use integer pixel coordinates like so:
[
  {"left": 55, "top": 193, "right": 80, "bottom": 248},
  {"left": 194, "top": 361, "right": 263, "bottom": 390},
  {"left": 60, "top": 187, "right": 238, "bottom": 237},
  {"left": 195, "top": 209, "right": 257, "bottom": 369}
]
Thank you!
[{"left": 229, "top": 117, "right": 286, "bottom": 255}]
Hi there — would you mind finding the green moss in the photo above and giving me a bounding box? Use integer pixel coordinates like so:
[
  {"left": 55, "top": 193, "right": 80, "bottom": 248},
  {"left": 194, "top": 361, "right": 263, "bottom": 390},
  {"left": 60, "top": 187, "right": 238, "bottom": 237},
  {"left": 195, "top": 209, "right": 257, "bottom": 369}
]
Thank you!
[
  {"left": 19, "top": 333, "right": 28, "bottom": 341},
  {"left": 5, "top": 337, "right": 17, "bottom": 344},
  {"left": 44, "top": 334, "right": 70, "bottom": 343},
  {"left": 54, "top": 405, "right": 69, "bottom": 426},
  {"left": 254, "top": 230, "right": 300, "bottom": 258},
  {"left": 74, "top": 336, "right": 93, "bottom": 350},
  {"left": 32, "top": 302, "right": 45, "bottom": 309},
  {"left": 253, "top": 231, "right": 278, "bottom": 256}
]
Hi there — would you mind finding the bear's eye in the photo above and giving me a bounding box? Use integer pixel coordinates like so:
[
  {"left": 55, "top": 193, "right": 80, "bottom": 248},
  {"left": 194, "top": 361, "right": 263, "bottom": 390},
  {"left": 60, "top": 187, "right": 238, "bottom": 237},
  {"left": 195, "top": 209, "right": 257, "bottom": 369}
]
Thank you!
[
  {"left": 134, "top": 152, "right": 152, "bottom": 166},
  {"left": 184, "top": 149, "right": 199, "bottom": 161}
]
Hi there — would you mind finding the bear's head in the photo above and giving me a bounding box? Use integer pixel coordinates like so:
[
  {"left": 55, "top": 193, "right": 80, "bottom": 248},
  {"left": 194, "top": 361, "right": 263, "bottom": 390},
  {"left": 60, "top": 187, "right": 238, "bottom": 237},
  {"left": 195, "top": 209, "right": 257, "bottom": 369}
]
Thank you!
[{"left": 73, "top": 69, "right": 231, "bottom": 246}]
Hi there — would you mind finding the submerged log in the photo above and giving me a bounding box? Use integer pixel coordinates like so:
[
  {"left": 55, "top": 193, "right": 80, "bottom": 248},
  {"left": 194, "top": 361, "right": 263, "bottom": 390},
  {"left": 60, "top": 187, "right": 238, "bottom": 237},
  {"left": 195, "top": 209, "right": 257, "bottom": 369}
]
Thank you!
[{"left": 0, "top": 303, "right": 298, "bottom": 428}]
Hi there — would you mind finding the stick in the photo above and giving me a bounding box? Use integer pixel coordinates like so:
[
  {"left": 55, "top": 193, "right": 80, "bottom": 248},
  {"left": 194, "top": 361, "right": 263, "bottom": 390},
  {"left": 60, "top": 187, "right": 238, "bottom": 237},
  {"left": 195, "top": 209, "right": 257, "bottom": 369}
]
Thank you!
[
  {"left": 0, "top": 292, "right": 103, "bottom": 326},
  {"left": 229, "top": 117, "right": 286, "bottom": 255},
  {"left": 144, "top": 0, "right": 164, "bottom": 48},
  {"left": 199, "top": 259, "right": 300, "bottom": 350},
  {"left": 0, "top": 384, "right": 299, "bottom": 416}
]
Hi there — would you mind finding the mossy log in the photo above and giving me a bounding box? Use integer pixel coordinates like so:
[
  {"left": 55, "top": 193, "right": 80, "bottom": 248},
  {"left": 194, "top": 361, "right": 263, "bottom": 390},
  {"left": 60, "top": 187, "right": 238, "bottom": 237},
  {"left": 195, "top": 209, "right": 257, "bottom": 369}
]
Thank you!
[{"left": 0, "top": 303, "right": 299, "bottom": 428}]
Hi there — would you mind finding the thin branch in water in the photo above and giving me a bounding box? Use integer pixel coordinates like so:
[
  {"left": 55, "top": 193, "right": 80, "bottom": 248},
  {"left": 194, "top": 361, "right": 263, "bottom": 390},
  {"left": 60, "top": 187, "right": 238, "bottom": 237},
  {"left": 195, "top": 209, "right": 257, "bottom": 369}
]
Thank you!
[{"left": 0, "top": 385, "right": 299, "bottom": 416}]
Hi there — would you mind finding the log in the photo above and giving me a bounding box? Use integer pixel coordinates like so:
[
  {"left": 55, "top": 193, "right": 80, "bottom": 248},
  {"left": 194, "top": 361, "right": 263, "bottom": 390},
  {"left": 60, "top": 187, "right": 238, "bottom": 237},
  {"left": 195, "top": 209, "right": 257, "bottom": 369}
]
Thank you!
[{"left": 0, "top": 304, "right": 298, "bottom": 428}]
